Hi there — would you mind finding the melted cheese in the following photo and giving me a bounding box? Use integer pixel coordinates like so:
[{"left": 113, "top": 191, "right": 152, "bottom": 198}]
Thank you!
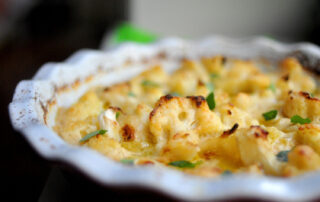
[{"left": 54, "top": 57, "right": 320, "bottom": 177}]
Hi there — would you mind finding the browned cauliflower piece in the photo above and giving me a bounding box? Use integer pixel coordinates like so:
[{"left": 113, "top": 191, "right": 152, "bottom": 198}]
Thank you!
[
  {"left": 277, "top": 58, "right": 316, "bottom": 96},
  {"left": 201, "top": 55, "right": 225, "bottom": 74},
  {"left": 169, "top": 59, "right": 209, "bottom": 96},
  {"left": 283, "top": 145, "right": 320, "bottom": 176},
  {"left": 282, "top": 91, "right": 320, "bottom": 121},
  {"left": 236, "top": 125, "right": 282, "bottom": 175},
  {"left": 296, "top": 124, "right": 320, "bottom": 155},
  {"left": 217, "top": 60, "right": 270, "bottom": 94},
  {"left": 149, "top": 95, "right": 222, "bottom": 161}
]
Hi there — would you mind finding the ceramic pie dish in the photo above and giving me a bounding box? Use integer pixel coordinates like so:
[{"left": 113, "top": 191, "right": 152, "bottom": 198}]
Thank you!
[{"left": 9, "top": 36, "right": 320, "bottom": 201}]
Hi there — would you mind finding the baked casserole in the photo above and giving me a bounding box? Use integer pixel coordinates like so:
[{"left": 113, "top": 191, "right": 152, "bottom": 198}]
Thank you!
[{"left": 54, "top": 55, "right": 320, "bottom": 177}]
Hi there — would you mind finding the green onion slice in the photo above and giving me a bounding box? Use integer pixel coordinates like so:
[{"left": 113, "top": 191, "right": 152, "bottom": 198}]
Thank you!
[
  {"left": 290, "top": 115, "right": 311, "bottom": 124},
  {"left": 206, "top": 92, "right": 216, "bottom": 110},
  {"left": 262, "top": 110, "right": 277, "bottom": 121},
  {"left": 276, "top": 150, "right": 290, "bottom": 162},
  {"left": 79, "top": 129, "right": 107, "bottom": 143}
]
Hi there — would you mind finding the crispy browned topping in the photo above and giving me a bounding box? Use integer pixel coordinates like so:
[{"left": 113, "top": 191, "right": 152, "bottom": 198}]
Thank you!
[
  {"left": 221, "top": 123, "right": 239, "bottom": 137},
  {"left": 250, "top": 125, "right": 269, "bottom": 139},
  {"left": 282, "top": 74, "right": 290, "bottom": 81},
  {"left": 227, "top": 110, "right": 232, "bottom": 115},
  {"left": 186, "top": 96, "right": 206, "bottom": 108},
  {"left": 198, "top": 80, "right": 205, "bottom": 86},
  {"left": 299, "top": 91, "right": 319, "bottom": 101},
  {"left": 121, "top": 124, "right": 135, "bottom": 142}
]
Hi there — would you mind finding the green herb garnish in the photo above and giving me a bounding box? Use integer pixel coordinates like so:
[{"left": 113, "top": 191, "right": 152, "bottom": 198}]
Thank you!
[
  {"left": 206, "top": 83, "right": 214, "bottom": 92},
  {"left": 210, "top": 73, "right": 219, "bottom": 79},
  {"left": 116, "top": 112, "right": 120, "bottom": 119},
  {"left": 262, "top": 110, "right": 278, "bottom": 121},
  {"left": 141, "top": 80, "right": 159, "bottom": 87},
  {"left": 221, "top": 170, "right": 232, "bottom": 176},
  {"left": 120, "top": 159, "right": 135, "bottom": 165},
  {"left": 128, "top": 92, "right": 136, "bottom": 97},
  {"left": 79, "top": 129, "right": 107, "bottom": 143},
  {"left": 206, "top": 92, "right": 216, "bottom": 110},
  {"left": 276, "top": 150, "right": 290, "bottom": 162},
  {"left": 268, "top": 83, "right": 276, "bottom": 93},
  {"left": 168, "top": 160, "right": 199, "bottom": 168},
  {"left": 290, "top": 115, "right": 311, "bottom": 124}
]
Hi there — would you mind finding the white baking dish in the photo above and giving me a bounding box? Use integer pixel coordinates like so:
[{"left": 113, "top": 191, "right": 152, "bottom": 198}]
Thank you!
[{"left": 9, "top": 36, "right": 320, "bottom": 201}]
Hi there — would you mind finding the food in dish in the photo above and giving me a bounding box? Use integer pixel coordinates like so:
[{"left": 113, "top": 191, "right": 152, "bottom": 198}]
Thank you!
[{"left": 54, "top": 56, "right": 320, "bottom": 177}]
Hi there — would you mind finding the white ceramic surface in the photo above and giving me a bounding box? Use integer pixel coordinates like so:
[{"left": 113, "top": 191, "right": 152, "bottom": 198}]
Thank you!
[{"left": 9, "top": 36, "right": 320, "bottom": 201}]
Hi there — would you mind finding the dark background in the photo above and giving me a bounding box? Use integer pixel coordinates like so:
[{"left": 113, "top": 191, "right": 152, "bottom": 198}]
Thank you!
[{"left": 1, "top": 0, "right": 320, "bottom": 201}]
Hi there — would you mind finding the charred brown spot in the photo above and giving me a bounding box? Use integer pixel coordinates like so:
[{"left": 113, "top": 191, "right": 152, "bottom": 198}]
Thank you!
[
  {"left": 138, "top": 160, "right": 155, "bottom": 165},
  {"left": 164, "top": 94, "right": 174, "bottom": 101},
  {"left": 221, "top": 123, "right": 239, "bottom": 137},
  {"left": 227, "top": 110, "right": 232, "bottom": 115},
  {"left": 173, "top": 133, "right": 190, "bottom": 140},
  {"left": 187, "top": 96, "right": 206, "bottom": 107},
  {"left": 222, "top": 56, "right": 227, "bottom": 65},
  {"left": 299, "top": 91, "right": 319, "bottom": 101},
  {"left": 250, "top": 125, "right": 269, "bottom": 139},
  {"left": 282, "top": 74, "right": 290, "bottom": 81},
  {"left": 109, "top": 106, "right": 123, "bottom": 113},
  {"left": 157, "top": 51, "right": 167, "bottom": 59},
  {"left": 103, "top": 87, "right": 110, "bottom": 92},
  {"left": 121, "top": 124, "right": 135, "bottom": 142},
  {"left": 198, "top": 80, "right": 205, "bottom": 86},
  {"left": 202, "top": 151, "right": 216, "bottom": 160}
]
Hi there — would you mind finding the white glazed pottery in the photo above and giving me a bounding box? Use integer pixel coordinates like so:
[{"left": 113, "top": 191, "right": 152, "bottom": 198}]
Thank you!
[{"left": 9, "top": 36, "right": 320, "bottom": 201}]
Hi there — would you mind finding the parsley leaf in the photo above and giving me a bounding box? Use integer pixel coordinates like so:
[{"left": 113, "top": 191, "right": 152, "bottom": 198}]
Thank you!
[
  {"left": 262, "top": 110, "right": 278, "bottom": 121},
  {"left": 206, "top": 92, "right": 216, "bottom": 110},
  {"left": 276, "top": 150, "right": 290, "bottom": 162},
  {"left": 268, "top": 83, "right": 276, "bottom": 93},
  {"left": 206, "top": 83, "right": 214, "bottom": 92},
  {"left": 141, "top": 80, "right": 159, "bottom": 87},
  {"left": 116, "top": 111, "right": 120, "bottom": 119},
  {"left": 290, "top": 115, "right": 311, "bottom": 124},
  {"left": 168, "top": 160, "right": 198, "bottom": 168},
  {"left": 79, "top": 129, "right": 107, "bottom": 143},
  {"left": 120, "top": 159, "right": 135, "bottom": 165}
]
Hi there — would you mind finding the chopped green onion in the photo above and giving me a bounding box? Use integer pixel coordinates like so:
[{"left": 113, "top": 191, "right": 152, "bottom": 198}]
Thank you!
[
  {"left": 79, "top": 129, "right": 107, "bottom": 143},
  {"left": 120, "top": 159, "right": 134, "bottom": 165},
  {"left": 210, "top": 73, "right": 219, "bottom": 79},
  {"left": 168, "top": 160, "right": 199, "bottom": 168},
  {"left": 206, "top": 92, "right": 216, "bottom": 110},
  {"left": 310, "top": 93, "right": 315, "bottom": 98},
  {"left": 128, "top": 92, "right": 136, "bottom": 97},
  {"left": 170, "top": 92, "right": 180, "bottom": 97},
  {"left": 276, "top": 150, "right": 290, "bottom": 162},
  {"left": 268, "top": 83, "right": 276, "bottom": 93},
  {"left": 141, "top": 80, "right": 159, "bottom": 87},
  {"left": 262, "top": 110, "right": 278, "bottom": 121},
  {"left": 116, "top": 112, "right": 120, "bottom": 119},
  {"left": 290, "top": 115, "right": 311, "bottom": 124},
  {"left": 221, "top": 170, "right": 232, "bottom": 176},
  {"left": 205, "top": 83, "right": 214, "bottom": 92}
]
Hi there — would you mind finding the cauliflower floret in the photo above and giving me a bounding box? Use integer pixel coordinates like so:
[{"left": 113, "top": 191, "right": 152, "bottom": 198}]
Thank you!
[
  {"left": 236, "top": 125, "right": 282, "bottom": 175},
  {"left": 149, "top": 95, "right": 222, "bottom": 160},
  {"left": 85, "top": 135, "right": 131, "bottom": 160},
  {"left": 130, "top": 65, "right": 168, "bottom": 106},
  {"left": 217, "top": 60, "right": 270, "bottom": 94},
  {"left": 283, "top": 145, "right": 320, "bottom": 176},
  {"left": 99, "top": 82, "right": 139, "bottom": 114},
  {"left": 296, "top": 124, "right": 320, "bottom": 155},
  {"left": 54, "top": 91, "right": 102, "bottom": 145},
  {"left": 218, "top": 103, "right": 259, "bottom": 129},
  {"left": 277, "top": 58, "right": 316, "bottom": 96},
  {"left": 282, "top": 91, "right": 320, "bottom": 121},
  {"left": 201, "top": 55, "right": 225, "bottom": 74},
  {"left": 169, "top": 59, "right": 209, "bottom": 96}
]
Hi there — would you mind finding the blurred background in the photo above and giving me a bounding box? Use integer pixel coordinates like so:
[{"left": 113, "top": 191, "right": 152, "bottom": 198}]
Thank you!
[{"left": 1, "top": 0, "right": 320, "bottom": 201}]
